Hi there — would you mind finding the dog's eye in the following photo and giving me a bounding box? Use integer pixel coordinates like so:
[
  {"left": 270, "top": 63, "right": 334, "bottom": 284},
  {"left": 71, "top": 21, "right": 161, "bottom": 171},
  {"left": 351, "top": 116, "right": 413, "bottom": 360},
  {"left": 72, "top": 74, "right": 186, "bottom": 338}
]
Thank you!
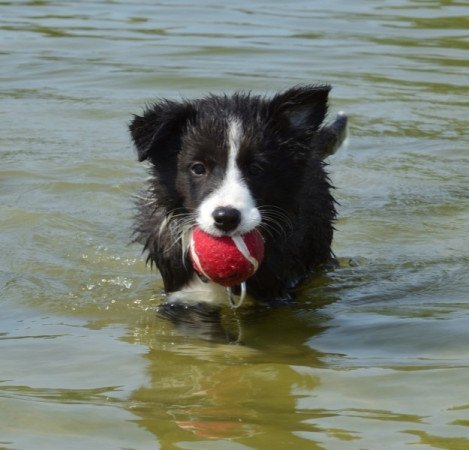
[
  {"left": 247, "top": 162, "right": 263, "bottom": 177},
  {"left": 190, "top": 162, "right": 207, "bottom": 176}
]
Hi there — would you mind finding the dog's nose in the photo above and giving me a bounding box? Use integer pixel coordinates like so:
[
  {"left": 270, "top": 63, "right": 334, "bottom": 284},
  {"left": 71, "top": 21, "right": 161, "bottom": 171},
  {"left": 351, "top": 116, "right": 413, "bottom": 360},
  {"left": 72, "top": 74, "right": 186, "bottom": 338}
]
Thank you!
[{"left": 212, "top": 207, "right": 241, "bottom": 232}]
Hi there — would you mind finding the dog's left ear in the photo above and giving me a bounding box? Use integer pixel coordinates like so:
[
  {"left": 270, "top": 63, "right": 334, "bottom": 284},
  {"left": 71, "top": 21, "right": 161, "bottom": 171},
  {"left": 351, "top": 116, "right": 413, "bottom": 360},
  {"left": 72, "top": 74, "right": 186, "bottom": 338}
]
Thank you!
[
  {"left": 269, "top": 85, "right": 330, "bottom": 133},
  {"left": 129, "top": 100, "right": 195, "bottom": 163}
]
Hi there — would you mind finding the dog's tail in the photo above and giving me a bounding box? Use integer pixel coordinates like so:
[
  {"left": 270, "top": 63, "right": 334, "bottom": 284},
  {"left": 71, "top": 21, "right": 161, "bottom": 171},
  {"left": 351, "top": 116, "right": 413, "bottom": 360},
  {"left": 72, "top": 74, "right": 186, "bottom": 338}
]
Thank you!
[{"left": 314, "top": 112, "right": 348, "bottom": 160}]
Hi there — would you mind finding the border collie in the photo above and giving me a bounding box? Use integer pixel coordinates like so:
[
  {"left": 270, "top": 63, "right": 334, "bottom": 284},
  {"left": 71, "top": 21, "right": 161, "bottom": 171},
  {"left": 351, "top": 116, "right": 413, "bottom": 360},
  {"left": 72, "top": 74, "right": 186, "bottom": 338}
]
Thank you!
[{"left": 130, "top": 85, "right": 347, "bottom": 306}]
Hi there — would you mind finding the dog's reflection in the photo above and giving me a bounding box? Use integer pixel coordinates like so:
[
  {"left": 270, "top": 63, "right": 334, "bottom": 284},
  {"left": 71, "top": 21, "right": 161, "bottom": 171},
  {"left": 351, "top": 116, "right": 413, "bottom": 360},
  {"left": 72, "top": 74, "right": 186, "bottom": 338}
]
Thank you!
[{"left": 128, "top": 297, "right": 333, "bottom": 446}]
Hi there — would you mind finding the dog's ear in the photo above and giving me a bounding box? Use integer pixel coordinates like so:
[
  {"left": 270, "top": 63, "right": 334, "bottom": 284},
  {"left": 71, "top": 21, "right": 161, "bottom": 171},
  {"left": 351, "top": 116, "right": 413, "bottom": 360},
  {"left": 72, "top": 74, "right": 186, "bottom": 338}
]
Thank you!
[
  {"left": 129, "top": 100, "right": 195, "bottom": 162},
  {"left": 269, "top": 85, "right": 330, "bottom": 133}
]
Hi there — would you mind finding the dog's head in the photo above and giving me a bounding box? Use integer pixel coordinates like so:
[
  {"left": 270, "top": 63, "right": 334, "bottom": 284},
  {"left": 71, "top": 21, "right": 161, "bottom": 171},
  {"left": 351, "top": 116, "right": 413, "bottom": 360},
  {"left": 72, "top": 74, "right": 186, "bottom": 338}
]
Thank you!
[{"left": 130, "top": 85, "right": 341, "bottom": 238}]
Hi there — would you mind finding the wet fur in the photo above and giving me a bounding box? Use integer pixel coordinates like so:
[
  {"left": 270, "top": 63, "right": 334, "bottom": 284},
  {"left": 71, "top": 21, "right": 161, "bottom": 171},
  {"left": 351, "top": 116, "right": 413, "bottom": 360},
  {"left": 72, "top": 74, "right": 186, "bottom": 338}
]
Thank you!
[{"left": 130, "top": 85, "right": 347, "bottom": 303}]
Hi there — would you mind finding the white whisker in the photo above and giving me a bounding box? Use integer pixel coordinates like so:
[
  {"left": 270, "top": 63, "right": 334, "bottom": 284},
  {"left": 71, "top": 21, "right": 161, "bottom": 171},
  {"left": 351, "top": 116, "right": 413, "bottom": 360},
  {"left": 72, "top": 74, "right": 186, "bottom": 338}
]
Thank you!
[
  {"left": 157, "top": 209, "right": 197, "bottom": 260},
  {"left": 257, "top": 205, "right": 293, "bottom": 238}
]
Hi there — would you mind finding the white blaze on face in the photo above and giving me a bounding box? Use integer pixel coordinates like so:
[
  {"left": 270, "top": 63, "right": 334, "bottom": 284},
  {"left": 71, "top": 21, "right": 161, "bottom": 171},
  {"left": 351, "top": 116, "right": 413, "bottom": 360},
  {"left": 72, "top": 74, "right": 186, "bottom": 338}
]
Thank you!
[{"left": 197, "top": 118, "right": 261, "bottom": 236}]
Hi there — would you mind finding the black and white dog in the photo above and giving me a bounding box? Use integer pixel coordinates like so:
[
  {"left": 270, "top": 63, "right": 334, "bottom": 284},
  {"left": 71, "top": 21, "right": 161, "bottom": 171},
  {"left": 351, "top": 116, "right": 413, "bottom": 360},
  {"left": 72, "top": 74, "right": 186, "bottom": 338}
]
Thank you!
[{"left": 130, "top": 85, "right": 347, "bottom": 306}]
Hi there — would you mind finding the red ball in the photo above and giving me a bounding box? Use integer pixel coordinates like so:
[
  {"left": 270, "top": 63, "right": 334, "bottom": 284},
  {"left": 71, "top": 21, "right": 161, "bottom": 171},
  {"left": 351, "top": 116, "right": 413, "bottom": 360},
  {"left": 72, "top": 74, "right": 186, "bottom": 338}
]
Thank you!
[{"left": 189, "top": 227, "right": 265, "bottom": 287}]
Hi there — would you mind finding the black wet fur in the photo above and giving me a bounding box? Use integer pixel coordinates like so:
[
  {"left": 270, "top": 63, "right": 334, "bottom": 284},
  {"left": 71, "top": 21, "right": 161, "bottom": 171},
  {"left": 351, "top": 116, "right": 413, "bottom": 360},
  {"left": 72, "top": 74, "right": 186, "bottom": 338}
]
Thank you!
[{"left": 130, "top": 85, "right": 347, "bottom": 303}]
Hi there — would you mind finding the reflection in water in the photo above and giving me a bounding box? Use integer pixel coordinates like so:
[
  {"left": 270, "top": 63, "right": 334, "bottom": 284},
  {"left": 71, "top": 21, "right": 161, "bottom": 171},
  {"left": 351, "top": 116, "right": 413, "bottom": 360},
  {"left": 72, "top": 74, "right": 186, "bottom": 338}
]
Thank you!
[
  {"left": 156, "top": 302, "right": 236, "bottom": 343},
  {"left": 126, "top": 303, "right": 332, "bottom": 448}
]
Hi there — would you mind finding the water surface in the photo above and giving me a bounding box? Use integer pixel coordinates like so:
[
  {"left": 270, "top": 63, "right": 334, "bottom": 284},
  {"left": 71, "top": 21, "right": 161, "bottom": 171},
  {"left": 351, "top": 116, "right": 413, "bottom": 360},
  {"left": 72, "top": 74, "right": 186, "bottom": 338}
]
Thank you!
[{"left": 1, "top": 1, "right": 468, "bottom": 449}]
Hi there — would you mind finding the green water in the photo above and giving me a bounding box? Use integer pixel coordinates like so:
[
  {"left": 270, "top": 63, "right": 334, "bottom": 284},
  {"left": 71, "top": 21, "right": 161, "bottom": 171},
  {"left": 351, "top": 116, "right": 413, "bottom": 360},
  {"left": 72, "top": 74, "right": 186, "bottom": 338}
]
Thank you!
[{"left": 1, "top": 1, "right": 468, "bottom": 449}]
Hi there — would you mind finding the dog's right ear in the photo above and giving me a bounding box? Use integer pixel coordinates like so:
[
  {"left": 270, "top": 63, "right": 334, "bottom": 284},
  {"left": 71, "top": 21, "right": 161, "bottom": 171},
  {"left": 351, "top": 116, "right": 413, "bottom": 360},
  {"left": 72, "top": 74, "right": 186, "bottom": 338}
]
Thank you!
[{"left": 129, "top": 100, "right": 195, "bottom": 162}]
